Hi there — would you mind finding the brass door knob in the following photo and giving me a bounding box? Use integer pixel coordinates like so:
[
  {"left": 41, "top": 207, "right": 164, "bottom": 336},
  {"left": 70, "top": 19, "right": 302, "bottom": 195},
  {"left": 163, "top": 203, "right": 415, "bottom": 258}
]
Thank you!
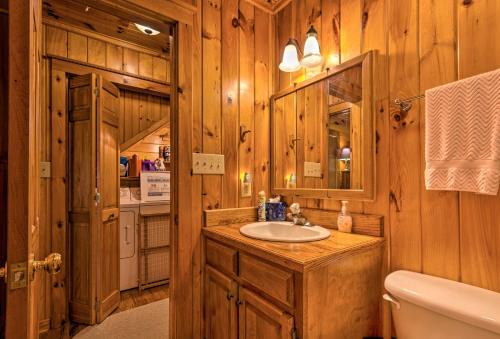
[
  {"left": 32, "top": 253, "right": 62, "bottom": 277},
  {"left": 0, "top": 263, "right": 6, "bottom": 283}
]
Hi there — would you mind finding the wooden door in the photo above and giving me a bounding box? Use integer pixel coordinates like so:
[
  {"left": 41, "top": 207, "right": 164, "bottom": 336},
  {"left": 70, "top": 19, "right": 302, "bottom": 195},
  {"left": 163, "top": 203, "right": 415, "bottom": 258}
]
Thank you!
[
  {"left": 4, "top": 0, "right": 43, "bottom": 338},
  {"left": 238, "top": 288, "right": 294, "bottom": 339},
  {"left": 205, "top": 266, "right": 238, "bottom": 339},
  {"left": 68, "top": 73, "right": 120, "bottom": 325}
]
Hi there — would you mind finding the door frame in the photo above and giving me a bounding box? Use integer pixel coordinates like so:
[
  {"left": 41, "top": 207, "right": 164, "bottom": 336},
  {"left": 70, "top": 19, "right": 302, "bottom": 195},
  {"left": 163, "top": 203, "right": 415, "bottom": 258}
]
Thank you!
[
  {"left": 6, "top": 0, "right": 42, "bottom": 338},
  {"left": 5, "top": 0, "right": 202, "bottom": 338}
]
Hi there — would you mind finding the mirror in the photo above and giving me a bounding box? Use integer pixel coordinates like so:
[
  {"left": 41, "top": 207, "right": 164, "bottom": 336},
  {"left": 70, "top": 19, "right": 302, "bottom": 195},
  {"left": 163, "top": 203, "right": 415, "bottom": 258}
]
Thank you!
[{"left": 271, "top": 52, "right": 375, "bottom": 200}]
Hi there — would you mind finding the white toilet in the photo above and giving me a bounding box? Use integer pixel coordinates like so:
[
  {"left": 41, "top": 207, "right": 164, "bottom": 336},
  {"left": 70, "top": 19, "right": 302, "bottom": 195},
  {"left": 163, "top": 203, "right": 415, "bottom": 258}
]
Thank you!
[{"left": 384, "top": 270, "right": 500, "bottom": 339}]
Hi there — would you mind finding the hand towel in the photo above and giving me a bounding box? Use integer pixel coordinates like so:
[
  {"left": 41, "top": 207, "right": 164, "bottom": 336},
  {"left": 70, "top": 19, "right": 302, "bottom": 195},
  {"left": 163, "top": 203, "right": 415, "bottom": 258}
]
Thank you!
[{"left": 425, "top": 68, "right": 500, "bottom": 195}]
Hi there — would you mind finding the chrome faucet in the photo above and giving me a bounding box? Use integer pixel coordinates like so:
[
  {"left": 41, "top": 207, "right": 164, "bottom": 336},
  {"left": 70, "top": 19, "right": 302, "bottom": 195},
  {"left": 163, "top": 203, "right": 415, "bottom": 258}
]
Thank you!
[{"left": 288, "top": 203, "right": 312, "bottom": 227}]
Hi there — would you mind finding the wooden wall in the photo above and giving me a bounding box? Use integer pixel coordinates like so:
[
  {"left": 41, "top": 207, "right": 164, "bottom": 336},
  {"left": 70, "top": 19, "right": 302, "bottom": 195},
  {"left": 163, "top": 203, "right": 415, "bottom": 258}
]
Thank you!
[
  {"left": 200, "top": 0, "right": 273, "bottom": 210},
  {"left": 44, "top": 22, "right": 171, "bottom": 83},
  {"left": 119, "top": 89, "right": 170, "bottom": 144},
  {"left": 0, "top": 0, "right": 8, "bottom": 335},
  {"left": 274, "top": 0, "right": 500, "bottom": 324}
]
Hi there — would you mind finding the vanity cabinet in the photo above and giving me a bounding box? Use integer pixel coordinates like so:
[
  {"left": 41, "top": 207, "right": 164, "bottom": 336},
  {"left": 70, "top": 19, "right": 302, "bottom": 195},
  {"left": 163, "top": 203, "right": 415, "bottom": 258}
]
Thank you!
[
  {"left": 203, "top": 226, "right": 384, "bottom": 339},
  {"left": 205, "top": 266, "right": 238, "bottom": 339}
]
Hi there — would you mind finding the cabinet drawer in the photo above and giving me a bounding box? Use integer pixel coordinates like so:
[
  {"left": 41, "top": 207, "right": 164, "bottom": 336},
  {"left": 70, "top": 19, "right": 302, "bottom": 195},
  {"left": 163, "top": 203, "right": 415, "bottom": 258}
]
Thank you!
[
  {"left": 239, "top": 254, "right": 294, "bottom": 307},
  {"left": 206, "top": 239, "right": 238, "bottom": 277}
]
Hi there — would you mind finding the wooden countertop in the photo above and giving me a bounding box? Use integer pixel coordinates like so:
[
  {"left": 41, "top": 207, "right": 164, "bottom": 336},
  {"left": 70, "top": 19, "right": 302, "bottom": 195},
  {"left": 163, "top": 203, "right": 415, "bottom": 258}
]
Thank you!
[{"left": 203, "top": 224, "right": 384, "bottom": 272}]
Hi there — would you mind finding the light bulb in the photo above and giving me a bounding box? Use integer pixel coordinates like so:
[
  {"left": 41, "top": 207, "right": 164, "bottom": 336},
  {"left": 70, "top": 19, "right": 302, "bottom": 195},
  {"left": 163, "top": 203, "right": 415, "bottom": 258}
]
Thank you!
[
  {"left": 279, "top": 39, "right": 301, "bottom": 72},
  {"left": 301, "top": 26, "right": 323, "bottom": 68}
]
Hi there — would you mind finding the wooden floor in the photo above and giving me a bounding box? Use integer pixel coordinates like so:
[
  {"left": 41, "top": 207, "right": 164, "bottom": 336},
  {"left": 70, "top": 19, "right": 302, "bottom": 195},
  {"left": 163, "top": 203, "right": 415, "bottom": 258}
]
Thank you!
[
  {"left": 116, "top": 284, "right": 169, "bottom": 313},
  {"left": 70, "top": 284, "right": 169, "bottom": 337}
]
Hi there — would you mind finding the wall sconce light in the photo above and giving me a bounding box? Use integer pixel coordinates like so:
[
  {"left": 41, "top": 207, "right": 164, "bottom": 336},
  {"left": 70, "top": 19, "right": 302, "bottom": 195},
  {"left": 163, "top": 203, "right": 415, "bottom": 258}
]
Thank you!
[
  {"left": 241, "top": 172, "right": 252, "bottom": 198},
  {"left": 301, "top": 25, "right": 323, "bottom": 68},
  {"left": 286, "top": 173, "right": 297, "bottom": 189},
  {"left": 279, "top": 25, "right": 323, "bottom": 73},
  {"left": 279, "top": 39, "right": 301, "bottom": 72}
]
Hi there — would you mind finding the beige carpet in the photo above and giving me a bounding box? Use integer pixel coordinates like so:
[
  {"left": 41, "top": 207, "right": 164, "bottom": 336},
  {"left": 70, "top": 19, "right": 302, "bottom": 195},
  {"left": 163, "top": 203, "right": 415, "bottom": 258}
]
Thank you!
[{"left": 75, "top": 298, "right": 169, "bottom": 339}]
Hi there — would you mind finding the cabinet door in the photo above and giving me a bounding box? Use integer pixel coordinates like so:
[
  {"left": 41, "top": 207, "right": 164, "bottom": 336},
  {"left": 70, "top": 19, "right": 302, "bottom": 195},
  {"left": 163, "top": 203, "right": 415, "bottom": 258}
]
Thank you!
[
  {"left": 205, "top": 266, "right": 238, "bottom": 339},
  {"left": 239, "top": 287, "right": 294, "bottom": 339}
]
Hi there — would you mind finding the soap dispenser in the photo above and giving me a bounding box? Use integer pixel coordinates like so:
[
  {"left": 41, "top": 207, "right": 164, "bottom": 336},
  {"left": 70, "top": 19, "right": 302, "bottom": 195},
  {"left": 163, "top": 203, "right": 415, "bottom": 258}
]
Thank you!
[{"left": 337, "top": 200, "right": 352, "bottom": 233}]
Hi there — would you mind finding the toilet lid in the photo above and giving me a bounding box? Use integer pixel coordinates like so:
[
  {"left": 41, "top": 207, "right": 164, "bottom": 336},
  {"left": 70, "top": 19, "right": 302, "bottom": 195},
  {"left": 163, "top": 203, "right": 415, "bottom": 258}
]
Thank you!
[{"left": 385, "top": 270, "right": 500, "bottom": 335}]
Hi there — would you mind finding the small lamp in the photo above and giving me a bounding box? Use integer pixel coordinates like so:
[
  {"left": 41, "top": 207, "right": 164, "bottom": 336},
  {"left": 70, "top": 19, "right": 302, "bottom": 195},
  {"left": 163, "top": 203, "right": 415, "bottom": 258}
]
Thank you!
[
  {"left": 339, "top": 147, "right": 351, "bottom": 160},
  {"left": 279, "top": 39, "right": 302, "bottom": 72},
  {"left": 286, "top": 173, "right": 297, "bottom": 189},
  {"left": 300, "top": 26, "right": 323, "bottom": 68},
  {"left": 339, "top": 147, "right": 351, "bottom": 171},
  {"left": 240, "top": 172, "right": 252, "bottom": 198}
]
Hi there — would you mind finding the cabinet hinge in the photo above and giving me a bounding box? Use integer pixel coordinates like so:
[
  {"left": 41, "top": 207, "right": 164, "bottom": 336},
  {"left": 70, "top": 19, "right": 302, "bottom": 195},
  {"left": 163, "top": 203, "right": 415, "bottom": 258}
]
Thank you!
[
  {"left": 94, "top": 87, "right": 100, "bottom": 97},
  {"left": 292, "top": 328, "right": 298, "bottom": 339}
]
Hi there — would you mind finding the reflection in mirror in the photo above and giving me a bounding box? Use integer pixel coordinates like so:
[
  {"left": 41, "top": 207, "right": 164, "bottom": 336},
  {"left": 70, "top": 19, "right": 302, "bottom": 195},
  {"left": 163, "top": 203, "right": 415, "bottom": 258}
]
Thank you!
[
  {"left": 327, "top": 64, "right": 362, "bottom": 189},
  {"left": 271, "top": 51, "right": 374, "bottom": 200}
]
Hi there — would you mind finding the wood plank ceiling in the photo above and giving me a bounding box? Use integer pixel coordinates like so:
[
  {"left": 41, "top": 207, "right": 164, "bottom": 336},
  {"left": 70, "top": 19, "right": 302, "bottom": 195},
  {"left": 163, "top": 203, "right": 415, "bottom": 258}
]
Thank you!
[{"left": 42, "top": 0, "right": 172, "bottom": 55}]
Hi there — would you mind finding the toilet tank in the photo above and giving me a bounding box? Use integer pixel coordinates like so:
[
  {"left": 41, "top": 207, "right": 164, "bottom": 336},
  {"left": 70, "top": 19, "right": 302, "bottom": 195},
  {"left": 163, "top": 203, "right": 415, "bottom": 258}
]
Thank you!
[{"left": 384, "top": 270, "right": 500, "bottom": 339}]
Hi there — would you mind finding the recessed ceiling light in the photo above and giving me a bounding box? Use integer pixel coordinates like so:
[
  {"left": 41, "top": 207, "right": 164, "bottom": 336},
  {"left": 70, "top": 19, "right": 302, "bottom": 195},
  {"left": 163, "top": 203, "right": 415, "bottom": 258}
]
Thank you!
[{"left": 134, "top": 23, "right": 160, "bottom": 36}]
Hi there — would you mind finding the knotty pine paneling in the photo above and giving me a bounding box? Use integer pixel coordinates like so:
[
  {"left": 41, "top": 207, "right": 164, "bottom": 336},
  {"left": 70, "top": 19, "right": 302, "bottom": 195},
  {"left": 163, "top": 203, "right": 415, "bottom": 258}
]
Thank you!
[
  {"left": 44, "top": 23, "right": 171, "bottom": 83},
  {"left": 201, "top": 0, "right": 273, "bottom": 210},
  {"left": 274, "top": 2, "right": 500, "bottom": 331}
]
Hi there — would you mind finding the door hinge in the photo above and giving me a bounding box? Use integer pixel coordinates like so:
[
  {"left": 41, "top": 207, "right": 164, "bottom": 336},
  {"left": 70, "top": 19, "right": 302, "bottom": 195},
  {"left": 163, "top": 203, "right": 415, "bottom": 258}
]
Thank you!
[
  {"left": 292, "top": 328, "right": 298, "bottom": 339},
  {"left": 94, "top": 87, "right": 100, "bottom": 97},
  {"left": 94, "top": 188, "right": 101, "bottom": 206}
]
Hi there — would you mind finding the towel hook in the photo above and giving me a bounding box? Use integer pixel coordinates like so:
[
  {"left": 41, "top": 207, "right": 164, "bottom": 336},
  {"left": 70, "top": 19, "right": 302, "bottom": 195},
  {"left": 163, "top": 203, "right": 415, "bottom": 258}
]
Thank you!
[{"left": 393, "top": 94, "right": 425, "bottom": 114}]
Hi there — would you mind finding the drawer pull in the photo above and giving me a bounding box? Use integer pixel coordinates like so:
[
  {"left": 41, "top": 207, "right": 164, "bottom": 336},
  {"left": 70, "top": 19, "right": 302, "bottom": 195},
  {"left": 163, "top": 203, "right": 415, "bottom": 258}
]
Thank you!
[
  {"left": 227, "top": 291, "right": 234, "bottom": 300},
  {"left": 236, "top": 299, "right": 243, "bottom": 306}
]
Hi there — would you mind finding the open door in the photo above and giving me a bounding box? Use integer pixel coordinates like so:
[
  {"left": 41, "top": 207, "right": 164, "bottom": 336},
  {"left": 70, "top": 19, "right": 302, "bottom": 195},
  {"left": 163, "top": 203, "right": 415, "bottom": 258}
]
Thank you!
[
  {"left": 68, "top": 73, "right": 121, "bottom": 324},
  {"left": 4, "top": 1, "right": 61, "bottom": 338}
]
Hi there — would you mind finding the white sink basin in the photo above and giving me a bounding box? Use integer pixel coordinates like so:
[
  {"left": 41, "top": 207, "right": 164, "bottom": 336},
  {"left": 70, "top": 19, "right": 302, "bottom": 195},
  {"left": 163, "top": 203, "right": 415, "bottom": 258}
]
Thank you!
[{"left": 240, "top": 222, "right": 331, "bottom": 243}]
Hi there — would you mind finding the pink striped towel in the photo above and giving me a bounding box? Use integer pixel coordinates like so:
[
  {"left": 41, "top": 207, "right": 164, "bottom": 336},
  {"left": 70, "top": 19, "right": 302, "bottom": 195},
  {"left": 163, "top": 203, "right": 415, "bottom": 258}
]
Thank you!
[{"left": 425, "top": 68, "right": 500, "bottom": 195}]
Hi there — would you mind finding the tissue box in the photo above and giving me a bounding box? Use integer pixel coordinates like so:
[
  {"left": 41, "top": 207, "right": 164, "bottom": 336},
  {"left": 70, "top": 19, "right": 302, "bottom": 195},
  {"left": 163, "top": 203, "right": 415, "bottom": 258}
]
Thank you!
[{"left": 265, "top": 202, "right": 286, "bottom": 221}]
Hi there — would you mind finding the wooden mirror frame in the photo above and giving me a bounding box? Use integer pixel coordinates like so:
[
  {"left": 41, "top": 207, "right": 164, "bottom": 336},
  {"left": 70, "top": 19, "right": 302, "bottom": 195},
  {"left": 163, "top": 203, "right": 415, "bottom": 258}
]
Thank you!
[{"left": 270, "top": 51, "right": 375, "bottom": 201}]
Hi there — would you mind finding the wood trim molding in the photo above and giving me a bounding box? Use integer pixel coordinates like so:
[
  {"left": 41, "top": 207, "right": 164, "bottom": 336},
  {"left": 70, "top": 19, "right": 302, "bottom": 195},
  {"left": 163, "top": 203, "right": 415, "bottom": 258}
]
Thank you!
[
  {"left": 203, "top": 206, "right": 383, "bottom": 237},
  {"left": 243, "top": 0, "right": 292, "bottom": 14},
  {"left": 204, "top": 207, "right": 258, "bottom": 227},
  {"left": 301, "top": 207, "right": 384, "bottom": 237},
  {"left": 120, "top": 117, "right": 170, "bottom": 151},
  {"left": 43, "top": 19, "right": 169, "bottom": 58},
  {"left": 50, "top": 57, "right": 170, "bottom": 96}
]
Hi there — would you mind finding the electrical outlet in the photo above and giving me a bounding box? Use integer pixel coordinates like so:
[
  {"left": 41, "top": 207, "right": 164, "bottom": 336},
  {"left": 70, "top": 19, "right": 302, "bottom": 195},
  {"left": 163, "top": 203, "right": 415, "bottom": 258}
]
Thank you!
[
  {"left": 192, "top": 153, "right": 225, "bottom": 175},
  {"left": 304, "top": 162, "right": 322, "bottom": 178}
]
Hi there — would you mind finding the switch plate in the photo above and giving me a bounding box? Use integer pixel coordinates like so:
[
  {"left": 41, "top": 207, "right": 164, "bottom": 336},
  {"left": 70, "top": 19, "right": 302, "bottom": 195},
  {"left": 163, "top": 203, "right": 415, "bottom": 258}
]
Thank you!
[
  {"left": 304, "top": 162, "right": 322, "bottom": 178},
  {"left": 192, "top": 153, "right": 225, "bottom": 175}
]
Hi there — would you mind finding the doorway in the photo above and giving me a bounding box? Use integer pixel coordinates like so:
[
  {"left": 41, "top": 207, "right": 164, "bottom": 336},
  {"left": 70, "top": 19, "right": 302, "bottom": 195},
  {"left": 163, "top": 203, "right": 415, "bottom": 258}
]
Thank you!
[{"left": 41, "top": 1, "right": 176, "bottom": 337}]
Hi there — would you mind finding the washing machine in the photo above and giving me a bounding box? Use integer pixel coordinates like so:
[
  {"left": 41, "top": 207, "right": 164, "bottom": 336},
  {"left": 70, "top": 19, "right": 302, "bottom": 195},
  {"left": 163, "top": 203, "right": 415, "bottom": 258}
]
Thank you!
[{"left": 119, "top": 187, "right": 140, "bottom": 291}]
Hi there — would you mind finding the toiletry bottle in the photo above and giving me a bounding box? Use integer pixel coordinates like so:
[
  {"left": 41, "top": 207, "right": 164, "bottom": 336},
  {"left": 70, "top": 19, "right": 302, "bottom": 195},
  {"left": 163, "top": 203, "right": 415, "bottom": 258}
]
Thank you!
[
  {"left": 257, "top": 191, "right": 266, "bottom": 221},
  {"left": 337, "top": 200, "right": 352, "bottom": 233}
]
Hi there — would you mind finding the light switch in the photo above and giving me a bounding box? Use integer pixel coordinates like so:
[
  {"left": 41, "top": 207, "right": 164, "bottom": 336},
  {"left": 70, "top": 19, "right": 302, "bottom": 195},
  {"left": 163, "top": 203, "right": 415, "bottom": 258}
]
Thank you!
[
  {"left": 304, "top": 162, "right": 322, "bottom": 178},
  {"left": 192, "top": 153, "right": 225, "bottom": 175}
]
